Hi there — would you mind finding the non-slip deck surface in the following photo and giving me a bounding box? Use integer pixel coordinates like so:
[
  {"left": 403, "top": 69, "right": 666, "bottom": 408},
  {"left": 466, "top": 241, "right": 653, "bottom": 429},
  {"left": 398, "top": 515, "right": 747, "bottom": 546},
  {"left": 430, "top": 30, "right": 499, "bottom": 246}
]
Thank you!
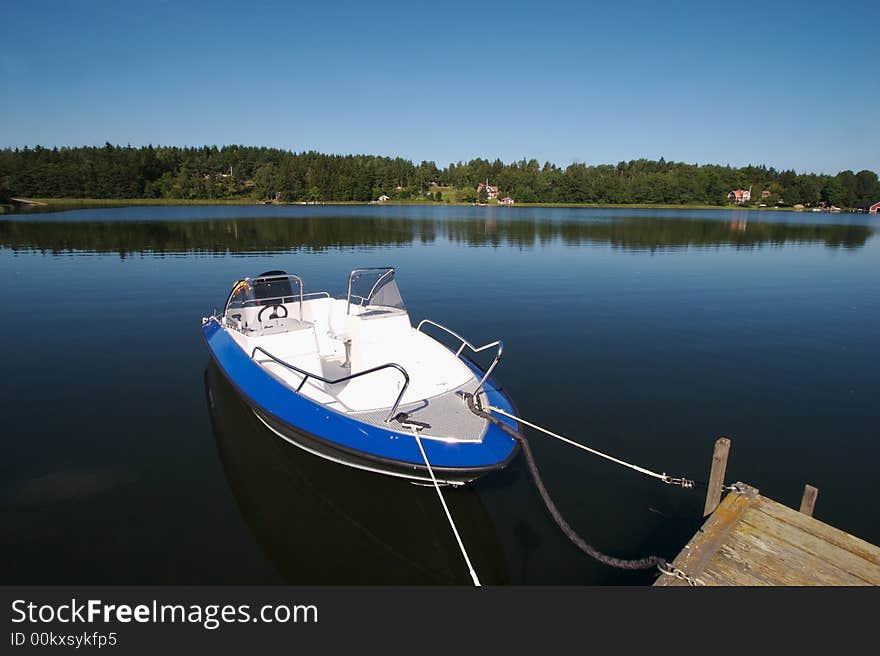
[
  {"left": 350, "top": 382, "right": 488, "bottom": 442},
  {"left": 655, "top": 483, "right": 880, "bottom": 586},
  {"left": 256, "top": 352, "right": 488, "bottom": 442}
]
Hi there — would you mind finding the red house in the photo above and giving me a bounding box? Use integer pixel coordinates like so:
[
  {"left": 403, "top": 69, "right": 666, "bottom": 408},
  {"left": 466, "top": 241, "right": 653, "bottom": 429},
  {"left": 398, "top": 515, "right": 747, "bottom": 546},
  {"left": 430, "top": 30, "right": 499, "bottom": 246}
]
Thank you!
[
  {"left": 727, "top": 188, "right": 752, "bottom": 204},
  {"left": 869, "top": 201, "right": 880, "bottom": 214}
]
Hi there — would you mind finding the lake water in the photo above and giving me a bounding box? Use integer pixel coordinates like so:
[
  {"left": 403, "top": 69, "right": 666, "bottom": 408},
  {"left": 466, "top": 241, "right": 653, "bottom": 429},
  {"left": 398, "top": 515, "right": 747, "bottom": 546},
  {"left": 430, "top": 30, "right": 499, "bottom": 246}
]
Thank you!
[{"left": 1, "top": 205, "right": 878, "bottom": 585}]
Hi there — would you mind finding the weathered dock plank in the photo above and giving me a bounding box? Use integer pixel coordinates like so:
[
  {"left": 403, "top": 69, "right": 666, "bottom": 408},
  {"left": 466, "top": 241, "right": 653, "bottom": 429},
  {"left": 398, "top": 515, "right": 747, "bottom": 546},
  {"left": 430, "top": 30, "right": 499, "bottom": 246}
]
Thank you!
[
  {"left": 738, "top": 504, "right": 879, "bottom": 583},
  {"left": 752, "top": 497, "right": 880, "bottom": 567},
  {"left": 655, "top": 482, "right": 880, "bottom": 586},
  {"left": 714, "top": 528, "right": 866, "bottom": 585}
]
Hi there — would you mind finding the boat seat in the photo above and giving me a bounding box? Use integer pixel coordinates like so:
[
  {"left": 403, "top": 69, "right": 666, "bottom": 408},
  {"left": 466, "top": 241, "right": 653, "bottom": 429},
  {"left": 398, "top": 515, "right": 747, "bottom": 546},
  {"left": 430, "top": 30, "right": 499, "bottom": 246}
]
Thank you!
[
  {"left": 250, "top": 321, "right": 330, "bottom": 395},
  {"left": 334, "top": 311, "right": 415, "bottom": 411}
]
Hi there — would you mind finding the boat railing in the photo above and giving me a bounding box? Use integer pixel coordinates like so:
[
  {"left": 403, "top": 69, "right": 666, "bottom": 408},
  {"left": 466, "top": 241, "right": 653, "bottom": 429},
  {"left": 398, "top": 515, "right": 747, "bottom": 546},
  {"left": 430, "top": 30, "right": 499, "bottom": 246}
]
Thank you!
[
  {"left": 415, "top": 319, "right": 503, "bottom": 396},
  {"left": 250, "top": 346, "right": 410, "bottom": 423},
  {"left": 235, "top": 290, "right": 332, "bottom": 310},
  {"left": 222, "top": 290, "right": 332, "bottom": 334}
]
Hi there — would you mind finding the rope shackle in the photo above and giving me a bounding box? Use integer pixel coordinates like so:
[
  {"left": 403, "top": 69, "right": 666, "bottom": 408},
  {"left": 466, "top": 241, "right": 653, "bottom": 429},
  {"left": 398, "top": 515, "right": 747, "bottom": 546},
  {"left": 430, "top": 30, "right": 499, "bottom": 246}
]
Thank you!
[{"left": 662, "top": 475, "right": 697, "bottom": 489}]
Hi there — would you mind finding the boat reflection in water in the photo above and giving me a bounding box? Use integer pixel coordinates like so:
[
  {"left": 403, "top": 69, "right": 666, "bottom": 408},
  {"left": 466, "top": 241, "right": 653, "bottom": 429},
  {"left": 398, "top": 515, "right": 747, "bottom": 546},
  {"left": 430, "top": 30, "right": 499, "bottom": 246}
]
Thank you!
[{"left": 204, "top": 361, "right": 509, "bottom": 584}]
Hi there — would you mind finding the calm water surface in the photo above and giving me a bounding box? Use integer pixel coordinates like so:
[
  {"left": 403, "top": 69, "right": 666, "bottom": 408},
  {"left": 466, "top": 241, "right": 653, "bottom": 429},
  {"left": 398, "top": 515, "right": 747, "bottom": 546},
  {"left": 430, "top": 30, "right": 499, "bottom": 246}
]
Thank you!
[{"left": 1, "top": 205, "right": 877, "bottom": 584}]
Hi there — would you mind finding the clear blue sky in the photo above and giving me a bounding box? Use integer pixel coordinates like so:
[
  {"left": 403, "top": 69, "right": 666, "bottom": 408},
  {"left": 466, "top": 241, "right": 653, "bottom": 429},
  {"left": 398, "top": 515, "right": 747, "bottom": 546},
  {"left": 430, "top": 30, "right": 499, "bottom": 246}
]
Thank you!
[{"left": 2, "top": 0, "right": 878, "bottom": 174}]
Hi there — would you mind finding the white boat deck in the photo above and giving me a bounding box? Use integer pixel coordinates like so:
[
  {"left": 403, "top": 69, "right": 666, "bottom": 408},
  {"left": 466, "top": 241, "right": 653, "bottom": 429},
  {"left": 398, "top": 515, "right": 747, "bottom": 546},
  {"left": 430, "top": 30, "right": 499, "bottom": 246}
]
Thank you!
[{"left": 222, "top": 270, "right": 500, "bottom": 444}]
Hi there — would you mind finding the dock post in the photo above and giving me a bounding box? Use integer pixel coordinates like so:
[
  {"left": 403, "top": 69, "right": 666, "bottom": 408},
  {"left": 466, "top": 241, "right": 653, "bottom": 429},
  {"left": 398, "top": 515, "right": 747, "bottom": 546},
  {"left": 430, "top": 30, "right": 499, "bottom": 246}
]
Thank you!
[
  {"left": 799, "top": 484, "right": 819, "bottom": 517},
  {"left": 703, "top": 437, "right": 731, "bottom": 517}
]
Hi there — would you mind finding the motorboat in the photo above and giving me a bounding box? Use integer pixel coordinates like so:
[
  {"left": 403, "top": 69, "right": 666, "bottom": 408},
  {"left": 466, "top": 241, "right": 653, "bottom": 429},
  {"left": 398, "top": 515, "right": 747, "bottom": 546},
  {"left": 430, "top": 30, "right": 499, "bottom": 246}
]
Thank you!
[{"left": 201, "top": 267, "right": 519, "bottom": 485}]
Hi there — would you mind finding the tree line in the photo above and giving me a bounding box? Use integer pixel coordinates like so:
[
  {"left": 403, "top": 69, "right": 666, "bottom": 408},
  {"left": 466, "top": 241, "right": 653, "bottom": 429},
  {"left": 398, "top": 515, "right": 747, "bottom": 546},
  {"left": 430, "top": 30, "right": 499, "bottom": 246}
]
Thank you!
[{"left": 1, "top": 144, "right": 878, "bottom": 208}]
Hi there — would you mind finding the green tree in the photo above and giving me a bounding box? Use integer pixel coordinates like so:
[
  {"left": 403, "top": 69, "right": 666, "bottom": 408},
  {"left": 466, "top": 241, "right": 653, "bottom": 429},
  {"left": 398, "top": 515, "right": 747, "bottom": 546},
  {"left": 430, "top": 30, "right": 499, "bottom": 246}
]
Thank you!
[
  {"left": 254, "top": 164, "right": 277, "bottom": 200},
  {"left": 835, "top": 170, "right": 857, "bottom": 207},
  {"left": 821, "top": 177, "right": 844, "bottom": 207},
  {"left": 854, "top": 170, "right": 880, "bottom": 206}
]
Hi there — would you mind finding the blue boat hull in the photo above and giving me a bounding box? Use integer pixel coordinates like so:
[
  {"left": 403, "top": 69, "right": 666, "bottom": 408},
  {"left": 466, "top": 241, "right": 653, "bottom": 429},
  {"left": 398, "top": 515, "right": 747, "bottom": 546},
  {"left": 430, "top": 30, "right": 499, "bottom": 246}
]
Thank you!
[{"left": 201, "top": 319, "right": 520, "bottom": 484}]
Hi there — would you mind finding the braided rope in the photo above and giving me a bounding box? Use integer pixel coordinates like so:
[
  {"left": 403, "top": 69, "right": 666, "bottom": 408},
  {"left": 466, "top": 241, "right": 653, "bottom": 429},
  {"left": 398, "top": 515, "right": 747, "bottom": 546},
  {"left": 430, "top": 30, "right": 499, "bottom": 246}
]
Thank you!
[
  {"left": 464, "top": 393, "right": 679, "bottom": 574},
  {"left": 487, "top": 404, "right": 697, "bottom": 489}
]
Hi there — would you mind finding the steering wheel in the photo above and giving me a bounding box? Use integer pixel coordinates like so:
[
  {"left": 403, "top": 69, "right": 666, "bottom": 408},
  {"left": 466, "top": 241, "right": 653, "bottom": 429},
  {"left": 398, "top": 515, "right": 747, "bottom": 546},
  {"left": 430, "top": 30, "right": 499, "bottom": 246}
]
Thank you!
[{"left": 257, "top": 304, "right": 288, "bottom": 323}]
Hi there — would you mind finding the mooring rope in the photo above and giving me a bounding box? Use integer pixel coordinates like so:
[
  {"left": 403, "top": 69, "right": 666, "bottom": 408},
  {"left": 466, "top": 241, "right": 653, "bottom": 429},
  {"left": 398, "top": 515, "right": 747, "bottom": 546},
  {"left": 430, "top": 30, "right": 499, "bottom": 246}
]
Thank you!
[
  {"left": 485, "top": 404, "right": 697, "bottom": 489},
  {"left": 463, "top": 393, "right": 699, "bottom": 583},
  {"left": 407, "top": 425, "right": 482, "bottom": 587}
]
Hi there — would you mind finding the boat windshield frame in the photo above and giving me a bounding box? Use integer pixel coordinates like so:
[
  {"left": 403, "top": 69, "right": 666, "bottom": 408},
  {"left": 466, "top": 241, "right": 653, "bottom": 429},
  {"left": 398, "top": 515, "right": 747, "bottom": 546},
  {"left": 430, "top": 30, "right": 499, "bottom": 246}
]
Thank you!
[
  {"left": 224, "top": 273, "right": 305, "bottom": 320},
  {"left": 346, "top": 267, "right": 405, "bottom": 315}
]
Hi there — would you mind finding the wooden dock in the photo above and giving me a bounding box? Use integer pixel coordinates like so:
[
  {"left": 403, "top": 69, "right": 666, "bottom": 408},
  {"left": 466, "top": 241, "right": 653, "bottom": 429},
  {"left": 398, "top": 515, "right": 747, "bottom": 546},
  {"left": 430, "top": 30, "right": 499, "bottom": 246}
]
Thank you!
[{"left": 655, "top": 482, "right": 880, "bottom": 586}]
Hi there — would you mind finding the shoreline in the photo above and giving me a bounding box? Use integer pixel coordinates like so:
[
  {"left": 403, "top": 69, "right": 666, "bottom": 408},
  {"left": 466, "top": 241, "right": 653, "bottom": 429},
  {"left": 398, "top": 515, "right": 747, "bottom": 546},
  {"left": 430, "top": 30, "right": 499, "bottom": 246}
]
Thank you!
[{"left": 1, "top": 197, "right": 832, "bottom": 214}]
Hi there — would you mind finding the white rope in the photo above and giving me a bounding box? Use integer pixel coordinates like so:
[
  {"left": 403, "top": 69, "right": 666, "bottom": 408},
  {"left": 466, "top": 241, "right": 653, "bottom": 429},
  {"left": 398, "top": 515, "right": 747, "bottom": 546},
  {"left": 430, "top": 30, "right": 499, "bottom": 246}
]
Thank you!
[
  {"left": 409, "top": 427, "right": 481, "bottom": 587},
  {"left": 486, "top": 405, "right": 672, "bottom": 483}
]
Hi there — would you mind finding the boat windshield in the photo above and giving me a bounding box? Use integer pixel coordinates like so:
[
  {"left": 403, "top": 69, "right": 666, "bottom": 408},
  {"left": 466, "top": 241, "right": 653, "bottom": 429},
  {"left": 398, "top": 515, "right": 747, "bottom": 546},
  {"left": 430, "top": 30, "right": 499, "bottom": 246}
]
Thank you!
[
  {"left": 346, "top": 267, "right": 406, "bottom": 315},
  {"left": 225, "top": 271, "right": 304, "bottom": 318}
]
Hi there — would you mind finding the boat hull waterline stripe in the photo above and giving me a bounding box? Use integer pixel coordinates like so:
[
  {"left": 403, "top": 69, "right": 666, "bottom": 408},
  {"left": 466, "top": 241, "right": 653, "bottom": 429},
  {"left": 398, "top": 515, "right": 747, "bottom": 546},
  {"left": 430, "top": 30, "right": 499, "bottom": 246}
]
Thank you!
[{"left": 252, "top": 410, "right": 465, "bottom": 486}]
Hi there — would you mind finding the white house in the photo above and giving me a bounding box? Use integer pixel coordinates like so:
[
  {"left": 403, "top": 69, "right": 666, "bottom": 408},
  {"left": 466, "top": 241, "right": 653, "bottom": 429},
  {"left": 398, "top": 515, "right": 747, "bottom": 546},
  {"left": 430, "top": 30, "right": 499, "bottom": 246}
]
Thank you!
[{"left": 477, "top": 180, "right": 499, "bottom": 199}]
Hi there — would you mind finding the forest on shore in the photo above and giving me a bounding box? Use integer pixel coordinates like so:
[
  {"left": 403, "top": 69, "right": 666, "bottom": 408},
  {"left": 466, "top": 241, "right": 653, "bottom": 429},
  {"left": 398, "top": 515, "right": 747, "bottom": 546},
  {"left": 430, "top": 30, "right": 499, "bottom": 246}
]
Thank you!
[{"left": 2, "top": 144, "right": 878, "bottom": 209}]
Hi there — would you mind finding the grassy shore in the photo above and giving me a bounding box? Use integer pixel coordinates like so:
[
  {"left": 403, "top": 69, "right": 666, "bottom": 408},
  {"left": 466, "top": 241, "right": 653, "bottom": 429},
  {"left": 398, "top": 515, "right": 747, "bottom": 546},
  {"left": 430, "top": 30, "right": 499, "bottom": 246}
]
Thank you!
[
  {"left": 493, "top": 201, "right": 796, "bottom": 211},
  {"left": 10, "top": 197, "right": 808, "bottom": 213},
  {"left": 29, "top": 197, "right": 259, "bottom": 207}
]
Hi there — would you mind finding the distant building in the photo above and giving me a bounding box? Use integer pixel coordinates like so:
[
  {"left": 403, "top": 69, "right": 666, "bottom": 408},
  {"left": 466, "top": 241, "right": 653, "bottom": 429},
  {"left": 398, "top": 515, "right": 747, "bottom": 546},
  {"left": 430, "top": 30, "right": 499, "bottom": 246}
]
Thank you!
[
  {"left": 477, "top": 180, "right": 499, "bottom": 199},
  {"left": 761, "top": 190, "right": 771, "bottom": 199},
  {"left": 204, "top": 166, "right": 233, "bottom": 181},
  {"left": 869, "top": 201, "right": 880, "bottom": 214},
  {"left": 727, "top": 188, "right": 752, "bottom": 204},
  {"left": 499, "top": 196, "right": 514, "bottom": 205},
  {"left": 377, "top": 194, "right": 390, "bottom": 202}
]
